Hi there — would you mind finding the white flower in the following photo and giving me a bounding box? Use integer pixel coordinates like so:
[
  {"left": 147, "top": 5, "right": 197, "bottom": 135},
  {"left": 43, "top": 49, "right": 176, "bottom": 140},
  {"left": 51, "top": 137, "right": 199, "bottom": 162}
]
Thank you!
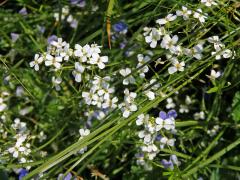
[
  {"left": 8, "top": 146, "right": 24, "bottom": 158},
  {"left": 74, "top": 44, "right": 83, "bottom": 57},
  {"left": 120, "top": 89, "right": 138, "bottom": 118},
  {"left": 141, "top": 144, "right": 158, "bottom": 155},
  {"left": 179, "top": 104, "right": 189, "bottom": 113},
  {"left": 222, "top": 49, "right": 232, "bottom": 58},
  {"left": 193, "top": 9, "right": 207, "bottom": 23},
  {"left": 45, "top": 54, "right": 62, "bottom": 69},
  {"left": 168, "top": 58, "right": 185, "bottom": 74},
  {"left": 102, "top": 97, "right": 118, "bottom": 109},
  {"left": 155, "top": 117, "right": 175, "bottom": 131},
  {"left": 156, "top": 14, "right": 177, "bottom": 25},
  {"left": 201, "top": 0, "right": 217, "bottom": 7},
  {"left": 137, "top": 54, "right": 150, "bottom": 78},
  {"left": 211, "top": 48, "right": 232, "bottom": 60},
  {"left": 208, "top": 36, "right": 224, "bottom": 51},
  {"left": 161, "top": 35, "right": 178, "bottom": 52},
  {"left": 29, "top": 54, "right": 43, "bottom": 71},
  {"left": 51, "top": 38, "right": 67, "bottom": 49},
  {"left": 52, "top": 76, "right": 62, "bottom": 91},
  {"left": 160, "top": 137, "right": 175, "bottom": 149},
  {"left": 194, "top": 111, "right": 205, "bottom": 120},
  {"left": 90, "top": 55, "right": 108, "bottom": 69},
  {"left": 79, "top": 128, "right": 90, "bottom": 138},
  {"left": 92, "top": 94, "right": 103, "bottom": 108},
  {"left": 82, "top": 91, "right": 94, "bottom": 105},
  {"left": 90, "top": 44, "right": 101, "bottom": 57},
  {"left": 72, "top": 62, "right": 85, "bottom": 82},
  {"left": 11, "top": 118, "right": 27, "bottom": 133},
  {"left": 124, "top": 88, "right": 137, "bottom": 103},
  {"left": 166, "top": 98, "right": 175, "bottom": 109},
  {"left": 207, "top": 69, "right": 221, "bottom": 80},
  {"left": 144, "top": 91, "right": 155, "bottom": 100},
  {"left": 122, "top": 104, "right": 138, "bottom": 118},
  {"left": 143, "top": 27, "right": 151, "bottom": 36},
  {"left": 176, "top": 6, "right": 192, "bottom": 20},
  {"left": 79, "top": 128, "right": 90, "bottom": 154},
  {"left": 119, "top": 68, "right": 135, "bottom": 85},
  {"left": 136, "top": 114, "right": 149, "bottom": 126},
  {"left": 145, "top": 28, "right": 161, "bottom": 48},
  {"left": 184, "top": 43, "right": 204, "bottom": 60},
  {"left": 138, "top": 130, "right": 152, "bottom": 144}
]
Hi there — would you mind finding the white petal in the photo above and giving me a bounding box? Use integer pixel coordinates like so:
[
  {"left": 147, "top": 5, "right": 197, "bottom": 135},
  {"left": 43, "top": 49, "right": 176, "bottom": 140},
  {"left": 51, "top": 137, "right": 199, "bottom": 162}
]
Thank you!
[
  {"left": 29, "top": 61, "right": 35, "bottom": 67},
  {"left": 45, "top": 60, "right": 52, "bottom": 66},
  {"left": 155, "top": 118, "right": 163, "bottom": 125},
  {"left": 123, "top": 110, "right": 130, "bottom": 118},
  {"left": 156, "top": 19, "right": 166, "bottom": 25},
  {"left": 75, "top": 74, "right": 82, "bottom": 82},
  {"left": 145, "top": 36, "right": 152, "bottom": 43},
  {"left": 130, "top": 104, "right": 137, "bottom": 111},
  {"left": 54, "top": 62, "right": 61, "bottom": 69},
  {"left": 101, "top": 56, "right": 108, "bottom": 63},
  {"left": 150, "top": 40, "right": 157, "bottom": 48},
  {"left": 34, "top": 64, "right": 39, "bottom": 71},
  {"left": 46, "top": 54, "right": 53, "bottom": 60},
  {"left": 168, "top": 66, "right": 177, "bottom": 74},
  {"left": 98, "top": 62, "right": 105, "bottom": 69},
  {"left": 13, "top": 151, "right": 19, "bottom": 158}
]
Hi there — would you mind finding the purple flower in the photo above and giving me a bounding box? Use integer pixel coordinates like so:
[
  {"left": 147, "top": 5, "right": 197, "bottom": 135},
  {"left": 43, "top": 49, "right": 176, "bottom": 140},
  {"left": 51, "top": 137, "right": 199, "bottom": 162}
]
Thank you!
[
  {"left": 19, "top": 7, "right": 28, "bottom": 15},
  {"left": 11, "top": 33, "right": 19, "bottom": 42},
  {"left": 170, "top": 154, "right": 180, "bottom": 165},
  {"left": 155, "top": 134, "right": 162, "bottom": 141},
  {"left": 70, "top": 19, "right": 78, "bottom": 29},
  {"left": 70, "top": 0, "right": 86, "bottom": 7},
  {"left": 159, "top": 110, "right": 177, "bottom": 119},
  {"left": 161, "top": 159, "right": 174, "bottom": 169},
  {"left": 113, "top": 22, "right": 128, "bottom": 33},
  {"left": 120, "top": 42, "right": 127, "bottom": 49},
  {"left": 47, "top": 35, "right": 58, "bottom": 44},
  {"left": 168, "top": 110, "right": 177, "bottom": 118},
  {"left": 58, "top": 173, "right": 74, "bottom": 180},
  {"left": 135, "top": 153, "right": 144, "bottom": 158},
  {"left": 159, "top": 111, "right": 168, "bottom": 119},
  {"left": 18, "top": 169, "right": 28, "bottom": 180}
]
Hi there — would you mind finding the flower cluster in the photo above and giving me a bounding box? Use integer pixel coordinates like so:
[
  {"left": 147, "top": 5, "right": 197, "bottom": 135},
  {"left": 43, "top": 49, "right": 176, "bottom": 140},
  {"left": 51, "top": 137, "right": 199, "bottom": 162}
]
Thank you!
[
  {"left": 30, "top": 38, "right": 109, "bottom": 92},
  {"left": 143, "top": 79, "right": 161, "bottom": 101},
  {"left": 82, "top": 76, "right": 117, "bottom": 110},
  {"left": 119, "top": 89, "right": 137, "bottom": 118},
  {"left": 7, "top": 118, "right": 32, "bottom": 164},
  {"left": 135, "top": 110, "right": 178, "bottom": 166},
  {"left": 142, "top": 5, "right": 234, "bottom": 78},
  {"left": 53, "top": 6, "right": 78, "bottom": 29}
]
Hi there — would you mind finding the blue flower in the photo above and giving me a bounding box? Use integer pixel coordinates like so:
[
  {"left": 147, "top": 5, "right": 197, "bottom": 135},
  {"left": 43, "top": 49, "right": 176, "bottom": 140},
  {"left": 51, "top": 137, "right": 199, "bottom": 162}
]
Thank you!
[
  {"left": 19, "top": 7, "right": 27, "bottom": 15},
  {"left": 155, "top": 134, "right": 162, "bottom": 141},
  {"left": 58, "top": 173, "right": 73, "bottom": 180},
  {"left": 11, "top": 33, "right": 19, "bottom": 42},
  {"left": 161, "top": 159, "right": 174, "bottom": 169},
  {"left": 159, "top": 110, "right": 177, "bottom": 119},
  {"left": 47, "top": 35, "right": 58, "bottom": 44},
  {"left": 70, "top": 0, "right": 86, "bottom": 7},
  {"left": 113, "top": 22, "right": 128, "bottom": 33},
  {"left": 161, "top": 155, "right": 180, "bottom": 170},
  {"left": 18, "top": 169, "right": 28, "bottom": 180}
]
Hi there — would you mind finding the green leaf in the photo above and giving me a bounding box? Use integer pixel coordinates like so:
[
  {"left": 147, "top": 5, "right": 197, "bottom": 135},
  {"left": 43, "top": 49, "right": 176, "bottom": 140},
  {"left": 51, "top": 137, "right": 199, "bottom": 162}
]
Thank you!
[
  {"left": 207, "top": 86, "right": 219, "bottom": 94},
  {"left": 231, "top": 92, "right": 240, "bottom": 122}
]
